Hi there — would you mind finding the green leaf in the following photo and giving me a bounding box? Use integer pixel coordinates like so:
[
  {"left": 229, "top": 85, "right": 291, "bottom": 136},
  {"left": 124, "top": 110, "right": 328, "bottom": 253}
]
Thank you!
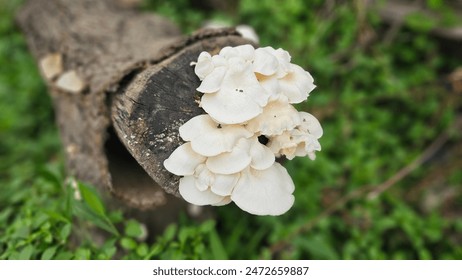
[
  {"left": 41, "top": 246, "right": 58, "bottom": 260},
  {"left": 54, "top": 252, "right": 73, "bottom": 260},
  {"left": 120, "top": 237, "right": 137, "bottom": 250},
  {"left": 163, "top": 224, "right": 177, "bottom": 242},
  {"left": 296, "top": 235, "right": 338, "bottom": 260},
  {"left": 72, "top": 202, "right": 119, "bottom": 236},
  {"left": 77, "top": 182, "right": 106, "bottom": 217},
  {"left": 18, "top": 245, "right": 34, "bottom": 260},
  {"left": 145, "top": 244, "right": 162, "bottom": 259},
  {"left": 124, "top": 219, "right": 144, "bottom": 239},
  {"left": 209, "top": 228, "right": 228, "bottom": 260},
  {"left": 136, "top": 243, "right": 149, "bottom": 257},
  {"left": 59, "top": 223, "right": 72, "bottom": 242},
  {"left": 74, "top": 248, "right": 91, "bottom": 260}
]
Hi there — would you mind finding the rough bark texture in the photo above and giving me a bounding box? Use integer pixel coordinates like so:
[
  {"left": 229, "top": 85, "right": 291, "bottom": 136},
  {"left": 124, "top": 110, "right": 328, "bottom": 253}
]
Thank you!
[
  {"left": 17, "top": 0, "right": 252, "bottom": 222},
  {"left": 111, "top": 35, "right": 251, "bottom": 198}
]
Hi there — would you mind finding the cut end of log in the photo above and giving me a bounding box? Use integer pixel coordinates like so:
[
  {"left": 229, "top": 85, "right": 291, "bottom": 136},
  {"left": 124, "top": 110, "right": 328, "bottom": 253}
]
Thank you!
[{"left": 111, "top": 33, "right": 253, "bottom": 197}]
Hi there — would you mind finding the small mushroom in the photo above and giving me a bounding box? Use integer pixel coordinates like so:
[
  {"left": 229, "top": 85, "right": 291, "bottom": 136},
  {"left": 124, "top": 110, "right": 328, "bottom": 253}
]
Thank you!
[
  {"left": 211, "top": 173, "right": 240, "bottom": 196},
  {"left": 179, "top": 114, "right": 253, "bottom": 157},
  {"left": 211, "top": 196, "right": 232, "bottom": 206},
  {"left": 194, "top": 164, "right": 215, "bottom": 191},
  {"left": 196, "top": 66, "right": 227, "bottom": 93},
  {"left": 179, "top": 176, "right": 225, "bottom": 206},
  {"left": 231, "top": 163, "right": 295, "bottom": 216},
  {"left": 253, "top": 47, "right": 279, "bottom": 76},
  {"left": 279, "top": 64, "right": 316, "bottom": 104},
  {"left": 246, "top": 96, "right": 301, "bottom": 136},
  {"left": 267, "top": 111, "right": 322, "bottom": 160},
  {"left": 206, "top": 138, "right": 252, "bottom": 174},
  {"left": 206, "top": 137, "right": 275, "bottom": 174},
  {"left": 199, "top": 57, "right": 270, "bottom": 124},
  {"left": 298, "top": 111, "right": 323, "bottom": 138},
  {"left": 194, "top": 52, "right": 214, "bottom": 80},
  {"left": 236, "top": 25, "right": 260, "bottom": 44},
  {"left": 163, "top": 143, "right": 206, "bottom": 176},
  {"left": 219, "top": 44, "right": 255, "bottom": 61},
  {"left": 177, "top": 162, "right": 240, "bottom": 206}
]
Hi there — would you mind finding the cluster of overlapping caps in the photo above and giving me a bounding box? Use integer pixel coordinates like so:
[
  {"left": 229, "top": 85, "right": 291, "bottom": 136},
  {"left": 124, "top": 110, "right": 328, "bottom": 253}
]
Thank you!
[{"left": 164, "top": 44, "right": 323, "bottom": 216}]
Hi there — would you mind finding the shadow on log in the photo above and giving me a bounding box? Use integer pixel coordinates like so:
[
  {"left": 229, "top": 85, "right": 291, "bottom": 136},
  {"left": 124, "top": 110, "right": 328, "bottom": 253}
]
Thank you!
[{"left": 17, "top": 0, "right": 252, "bottom": 233}]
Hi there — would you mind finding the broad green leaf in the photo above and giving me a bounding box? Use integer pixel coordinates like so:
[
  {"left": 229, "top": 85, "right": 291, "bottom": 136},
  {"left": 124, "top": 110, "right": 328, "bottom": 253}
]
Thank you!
[
  {"left": 72, "top": 202, "right": 119, "bottom": 236},
  {"left": 209, "top": 228, "right": 228, "bottom": 260},
  {"left": 18, "top": 245, "right": 34, "bottom": 260},
  {"left": 124, "top": 219, "right": 144, "bottom": 239},
  {"left": 41, "top": 246, "right": 58, "bottom": 260},
  {"left": 77, "top": 182, "right": 106, "bottom": 217}
]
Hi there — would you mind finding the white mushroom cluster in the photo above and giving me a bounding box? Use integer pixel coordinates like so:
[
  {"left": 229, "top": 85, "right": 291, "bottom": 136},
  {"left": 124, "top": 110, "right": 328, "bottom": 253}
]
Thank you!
[{"left": 164, "top": 44, "right": 322, "bottom": 216}]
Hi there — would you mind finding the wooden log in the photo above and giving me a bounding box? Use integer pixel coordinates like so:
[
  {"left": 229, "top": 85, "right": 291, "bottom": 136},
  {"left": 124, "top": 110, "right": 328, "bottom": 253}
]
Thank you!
[{"left": 16, "top": 0, "right": 252, "bottom": 226}]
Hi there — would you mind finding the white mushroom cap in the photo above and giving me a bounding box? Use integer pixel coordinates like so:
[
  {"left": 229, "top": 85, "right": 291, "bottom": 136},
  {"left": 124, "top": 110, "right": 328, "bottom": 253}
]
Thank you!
[
  {"left": 212, "top": 196, "right": 232, "bottom": 206},
  {"left": 246, "top": 96, "right": 301, "bottom": 136},
  {"left": 271, "top": 47, "right": 292, "bottom": 78},
  {"left": 219, "top": 44, "right": 255, "bottom": 61},
  {"left": 236, "top": 25, "right": 260, "bottom": 44},
  {"left": 206, "top": 137, "right": 252, "bottom": 174},
  {"left": 194, "top": 164, "right": 215, "bottom": 191},
  {"left": 299, "top": 111, "right": 323, "bottom": 138},
  {"left": 211, "top": 173, "right": 240, "bottom": 196},
  {"left": 267, "top": 111, "right": 322, "bottom": 160},
  {"left": 193, "top": 164, "right": 240, "bottom": 196},
  {"left": 179, "top": 114, "right": 253, "bottom": 157},
  {"left": 231, "top": 163, "right": 295, "bottom": 216},
  {"left": 178, "top": 163, "right": 239, "bottom": 206},
  {"left": 196, "top": 66, "right": 227, "bottom": 93},
  {"left": 194, "top": 52, "right": 214, "bottom": 80},
  {"left": 163, "top": 143, "right": 206, "bottom": 176},
  {"left": 253, "top": 46, "right": 291, "bottom": 78},
  {"left": 200, "top": 57, "right": 270, "bottom": 124},
  {"left": 253, "top": 47, "right": 279, "bottom": 76},
  {"left": 279, "top": 64, "right": 316, "bottom": 104},
  {"left": 179, "top": 176, "right": 225, "bottom": 206},
  {"left": 206, "top": 137, "right": 275, "bottom": 174}
]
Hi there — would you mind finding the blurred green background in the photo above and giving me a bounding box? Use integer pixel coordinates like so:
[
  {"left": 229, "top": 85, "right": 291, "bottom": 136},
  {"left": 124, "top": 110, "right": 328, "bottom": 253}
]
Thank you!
[{"left": 1, "top": 0, "right": 461, "bottom": 259}]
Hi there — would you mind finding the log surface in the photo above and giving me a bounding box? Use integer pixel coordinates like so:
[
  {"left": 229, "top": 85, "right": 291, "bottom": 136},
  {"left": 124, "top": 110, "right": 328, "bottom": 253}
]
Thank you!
[{"left": 17, "top": 0, "right": 251, "bottom": 210}]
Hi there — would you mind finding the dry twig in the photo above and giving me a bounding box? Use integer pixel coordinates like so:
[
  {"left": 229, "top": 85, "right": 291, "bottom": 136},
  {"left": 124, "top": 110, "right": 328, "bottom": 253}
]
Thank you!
[{"left": 267, "top": 124, "right": 451, "bottom": 258}]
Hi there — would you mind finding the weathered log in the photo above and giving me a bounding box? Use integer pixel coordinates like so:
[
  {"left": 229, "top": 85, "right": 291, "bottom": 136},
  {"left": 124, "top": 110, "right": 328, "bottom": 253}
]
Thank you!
[{"left": 17, "top": 0, "right": 252, "bottom": 229}]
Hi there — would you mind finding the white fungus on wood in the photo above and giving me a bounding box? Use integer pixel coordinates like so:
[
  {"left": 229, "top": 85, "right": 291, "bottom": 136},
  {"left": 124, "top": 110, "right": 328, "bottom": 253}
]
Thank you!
[{"left": 164, "top": 44, "right": 323, "bottom": 216}]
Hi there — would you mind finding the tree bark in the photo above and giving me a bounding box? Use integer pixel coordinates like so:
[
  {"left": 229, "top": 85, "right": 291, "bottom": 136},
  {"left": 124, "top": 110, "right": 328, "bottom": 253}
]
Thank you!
[{"left": 17, "top": 0, "right": 252, "bottom": 229}]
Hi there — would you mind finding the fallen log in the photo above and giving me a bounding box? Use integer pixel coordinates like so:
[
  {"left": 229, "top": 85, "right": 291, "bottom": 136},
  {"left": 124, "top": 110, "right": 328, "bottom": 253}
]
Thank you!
[{"left": 17, "top": 0, "right": 252, "bottom": 231}]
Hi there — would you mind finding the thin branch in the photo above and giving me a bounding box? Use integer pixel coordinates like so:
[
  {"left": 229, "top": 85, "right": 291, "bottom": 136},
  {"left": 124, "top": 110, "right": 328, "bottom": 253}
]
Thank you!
[
  {"left": 367, "top": 130, "right": 449, "bottom": 199},
  {"left": 267, "top": 126, "right": 450, "bottom": 258}
]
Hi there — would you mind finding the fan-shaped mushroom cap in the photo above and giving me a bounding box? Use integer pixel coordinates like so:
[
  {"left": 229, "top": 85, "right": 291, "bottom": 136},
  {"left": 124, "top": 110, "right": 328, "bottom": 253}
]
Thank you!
[
  {"left": 179, "top": 176, "right": 225, "bottom": 206},
  {"left": 231, "top": 163, "right": 295, "bottom": 216},
  {"left": 279, "top": 64, "right": 316, "bottom": 104},
  {"left": 206, "top": 137, "right": 275, "bottom": 174},
  {"left": 246, "top": 97, "right": 301, "bottom": 136},
  {"left": 199, "top": 57, "right": 270, "bottom": 124},
  {"left": 163, "top": 143, "right": 206, "bottom": 176},
  {"left": 179, "top": 114, "right": 253, "bottom": 157}
]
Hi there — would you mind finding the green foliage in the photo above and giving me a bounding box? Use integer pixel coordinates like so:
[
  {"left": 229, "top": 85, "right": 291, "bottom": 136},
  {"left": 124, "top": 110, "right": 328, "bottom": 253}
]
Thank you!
[{"left": 1, "top": 0, "right": 461, "bottom": 260}]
